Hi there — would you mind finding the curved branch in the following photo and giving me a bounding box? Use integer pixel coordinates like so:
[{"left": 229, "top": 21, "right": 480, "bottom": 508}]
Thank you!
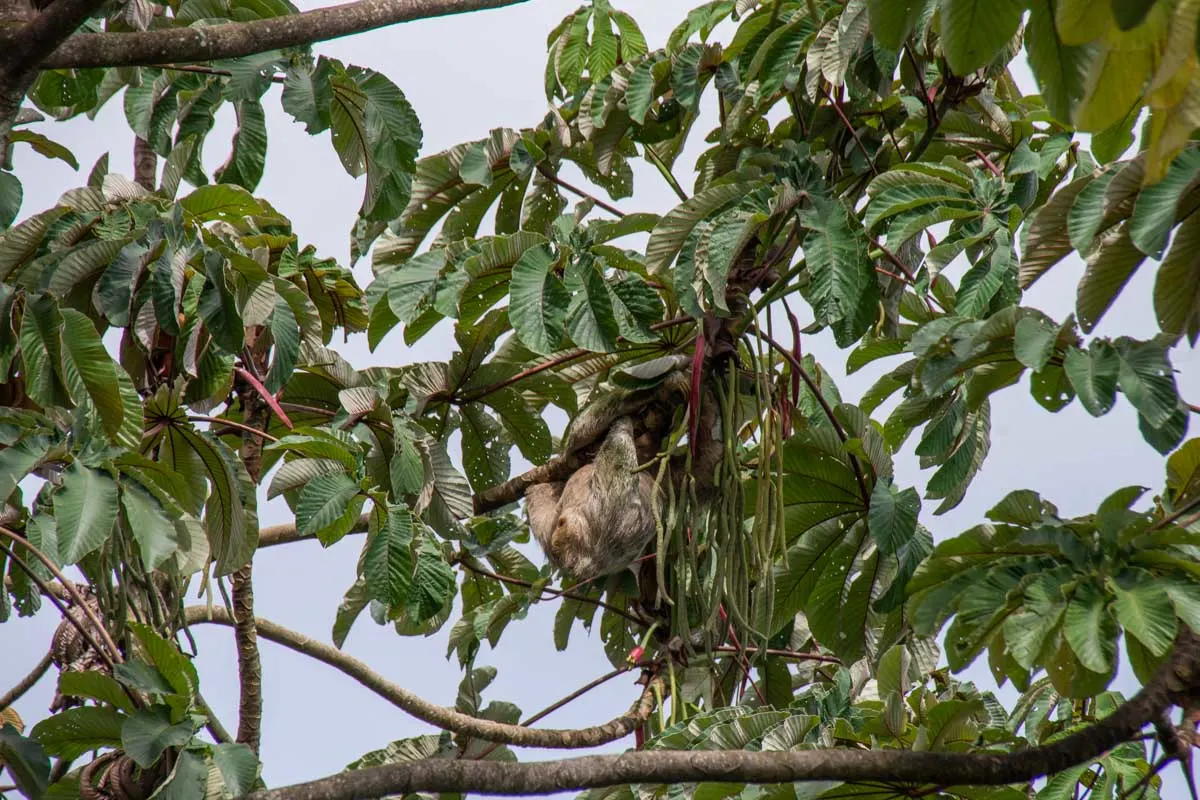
[
  {"left": 244, "top": 631, "right": 1200, "bottom": 800},
  {"left": 0, "top": 0, "right": 107, "bottom": 79},
  {"left": 26, "top": 0, "right": 530, "bottom": 70},
  {"left": 472, "top": 454, "right": 580, "bottom": 515},
  {"left": 0, "top": 651, "right": 54, "bottom": 711},
  {"left": 183, "top": 606, "right": 658, "bottom": 749}
]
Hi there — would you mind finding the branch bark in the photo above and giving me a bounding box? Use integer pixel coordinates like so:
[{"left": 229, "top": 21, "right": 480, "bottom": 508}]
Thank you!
[
  {"left": 21, "top": 0, "right": 529, "bottom": 70},
  {"left": 242, "top": 631, "right": 1200, "bottom": 800},
  {"left": 183, "top": 606, "right": 658, "bottom": 749},
  {"left": 0, "top": 651, "right": 54, "bottom": 711}
]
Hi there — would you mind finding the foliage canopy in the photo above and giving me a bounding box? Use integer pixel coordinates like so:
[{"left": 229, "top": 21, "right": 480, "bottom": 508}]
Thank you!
[{"left": 2, "top": 0, "right": 1200, "bottom": 799}]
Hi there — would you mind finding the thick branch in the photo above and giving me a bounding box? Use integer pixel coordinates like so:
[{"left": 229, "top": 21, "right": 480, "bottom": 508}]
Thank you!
[
  {"left": 0, "top": 651, "right": 54, "bottom": 711},
  {"left": 231, "top": 566, "right": 262, "bottom": 752},
  {"left": 184, "top": 606, "right": 657, "bottom": 749},
  {"left": 26, "top": 0, "right": 529, "bottom": 70},
  {"left": 0, "top": 0, "right": 106, "bottom": 78},
  {"left": 473, "top": 454, "right": 581, "bottom": 515},
  {"left": 244, "top": 632, "right": 1200, "bottom": 800}
]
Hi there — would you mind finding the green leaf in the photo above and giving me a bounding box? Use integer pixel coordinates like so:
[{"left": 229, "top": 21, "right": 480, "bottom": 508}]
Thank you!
[
  {"left": 1116, "top": 339, "right": 1179, "bottom": 428},
  {"left": 508, "top": 243, "right": 568, "bottom": 354},
  {"left": 1063, "top": 343, "right": 1120, "bottom": 416},
  {"left": 296, "top": 472, "right": 364, "bottom": 546},
  {"left": 151, "top": 748, "right": 208, "bottom": 800},
  {"left": 1064, "top": 582, "right": 1117, "bottom": 673},
  {"left": 0, "top": 724, "right": 49, "bottom": 800},
  {"left": 130, "top": 624, "right": 200, "bottom": 699},
  {"left": 1013, "top": 314, "right": 1059, "bottom": 371},
  {"left": 565, "top": 262, "right": 619, "bottom": 352},
  {"left": 54, "top": 462, "right": 118, "bottom": 564},
  {"left": 180, "top": 184, "right": 263, "bottom": 222},
  {"left": 20, "top": 294, "right": 72, "bottom": 410},
  {"left": 57, "top": 672, "right": 135, "bottom": 713},
  {"left": 363, "top": 507, "right": 414, "bottom": 606},
  {"left": 387, "top": 250, "right": 444, "bottom": 324},
  {"left": 121, "top": 707, "right": 194, "bottom": 768},
  {"left": 215, "top": 99, "right": 268, "bottom": 191},
  {"left": 1113, "top": 580, "right": 1178, "bottom": 656},
  {"left": 31, "top": 707, "right": 124, "bottom": 760},
  {"left": 1154, "top": 210, "right": 1200, "bottom": 341},
  {"left": 59, "top": 308, "right": 125, "bottom": 440},
  {"left": 800, "top": 197, "right": 878, "bottom": 347},
  {"left": 645, "top": 181, "right": 761, "bottom": 275},
  {"left": 867, "top": 0, "right": 925, "bottom": 50},
  {"left": 1025, "top": 0, "right": 1095, "bottom": 124},
  {"left": 938, "top": 0, "right": 1027, "bottom": 75},
  {"left": 0, "top": 171, "right": 21, "bottom": 229},
  {"left": 121, "top": 481, "right": 178, "bottom": 572},
  {"left": 1111, "top": 0, "right": 1158, "bottom": 30},
  {"left": 1128, "top": 147, "right": 1200, "bottom": 258},
  {"left": 407, "top": 538, "right": 456, "bottom": 623},
  {"left": 332, "top": 577, "right": 371, "bottom": 648},
  {"left": 211, "top": 743, "right": 259, "bottom": 796}
]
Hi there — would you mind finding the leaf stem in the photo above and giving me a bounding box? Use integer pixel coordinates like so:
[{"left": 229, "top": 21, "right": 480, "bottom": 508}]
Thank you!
[{"left": 537, "top": 165, "right": 626, "bottom": 218}]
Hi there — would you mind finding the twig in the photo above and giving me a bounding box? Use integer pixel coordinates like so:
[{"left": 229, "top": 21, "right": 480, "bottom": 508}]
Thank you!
[
  {"left": 457, "top": 558, "right": 645, "bottom": 628},
  {"left": 0, "top": 651, "right": 54, "bottom": 711},
  {"left": 152, "top": 63, "right": 287, "bottom": 83},
  {"left": 195, "top": 692, "right": 236, "bottom": 744},
  {"left": 0, "top": 526, "right": 123, "bottom": 664},
  {"left": 754, "top": 333, "right": 871, "bottom": 504},
  {"left": 643, "top": 146, "right": 688, "bottom": 202},
  {"left": 472, "top": 666, "right": 636, "bottom": 760},
  {"left": 183, "top": 606, "right": 658, "bottom": 749},
  {"left": 0, "top": 543, "right": 115, "bottom": 671},
  {"left": 537, "top": 165, "right": 625, "bottom": 218},
  {"left": 189, "top": 415, "right": 280, "bottom": 443},
  {"left": 712, "top": 645, "right": 841, "bottom": 665},
  {"left": 822, "top": 88, "right": 878, "bottom": 176}
]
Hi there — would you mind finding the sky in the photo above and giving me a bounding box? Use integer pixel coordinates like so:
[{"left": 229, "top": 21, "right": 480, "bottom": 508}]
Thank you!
[{"left": 2, "top": 0, "right": 1199, "bottom": 797}]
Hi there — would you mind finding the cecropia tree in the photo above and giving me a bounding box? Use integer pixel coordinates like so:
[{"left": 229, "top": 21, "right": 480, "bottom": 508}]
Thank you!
[{"left": 1, "top": 1, "right": 1200, "bottom": 800}]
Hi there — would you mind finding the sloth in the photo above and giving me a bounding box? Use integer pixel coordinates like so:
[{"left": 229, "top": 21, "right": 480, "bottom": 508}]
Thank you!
[{"left": 525, "top": 416, "right": 658, "bottom": 583}]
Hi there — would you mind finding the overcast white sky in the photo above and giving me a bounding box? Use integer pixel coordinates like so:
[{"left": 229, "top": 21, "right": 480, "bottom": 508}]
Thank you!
[{"left": 2, "top": 1, "right": 1198, "bottom": 796}]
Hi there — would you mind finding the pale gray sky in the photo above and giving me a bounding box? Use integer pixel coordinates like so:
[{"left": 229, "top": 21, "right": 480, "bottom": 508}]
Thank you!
[{"left": 2, "top": 2, "right": 1197, "bottom": 796}]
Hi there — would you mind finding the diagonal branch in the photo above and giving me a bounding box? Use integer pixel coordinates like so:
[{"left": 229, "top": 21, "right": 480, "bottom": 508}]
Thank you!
[
  {"left": 0, "top": 0, "right": 107, "bottom": 79},
  {"left": 25, "top": 0, "right": 529, "bottom": 70},
  {"left": 184, "top": 606, "right": 659, "bottom": 749},
  {"left": 0, "top": 651, "right": 54, "bottom": 711},
  {"left": 243, "top": 633, "right": 1200, "bottom": 800}
]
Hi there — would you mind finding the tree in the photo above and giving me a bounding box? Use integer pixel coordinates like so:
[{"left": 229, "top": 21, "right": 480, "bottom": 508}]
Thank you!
[{"left": 1, "top": 0, "right": 1200, "bottom": 798}]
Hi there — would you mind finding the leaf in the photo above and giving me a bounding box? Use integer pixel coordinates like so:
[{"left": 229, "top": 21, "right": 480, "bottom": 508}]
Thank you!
[
  {"left": 866, "top": 0, "right": 924, "bottom": 50},
  {"left": 1025, "top": 0, "right": 1096, "bottom": 124},
  {"left": 211, "top": 743, "right": 259, "bottom": 796},
  {"left": 363, "top": 507, "right": 414, "bottom": 606},
  {"left": 938, "top": 0, "right": 1027, "bottom": 75},
  {"left": 1013, "top": 314, "right": 1058, "bottom": 371},
  {"left": 296, "top": 472, "right": 364, "bottom": 546},
  {"left": 0, "top": 171, "right": 21, "bottom": 230},
  {"left": 387, "top": 250, "right": 445, "bottom": 324},
  {"left": 1111, "top": 0, "right": 1158, "bottom": 30},
  {"left": 180, "top": 184, "right": 263, "bottom": 222},
  {"left": 20, "top": 294, "right": 72, "bottom": 410},
  {"left": 800, "top": 197, "right": 878, "bottom": 347},
  {"left": 150, "top": 748, "right": 208, "bottom": 800},
  {"left": 1128, "top": 147, "right": 1200, "bottom": 258},
  {"left": 121, "top": 708, "right": 194, "bottom": 768},
  {"left": 30, "top": 707, "right": 124, "bottom": 760},
  {"left": 130, "top": 624, "right": 199, "bottom": 699},
  {"left": 1064, "top": 343, "right": 1120, "bottom": 416},
  {"left": 508, "top": 243, "right": 569, "bottom": 354},
  {"left": 1113, "top": 580, "right": 1178, "bottom": 656},
  {"left": 59, "top": 309, "right": 125, "bottom": 441},
  {"left": 407, "top": 538, "right": 456, "bottom": 623},
  {"left": 645, "top": 181, "right": 760, "bottom": 275},
  {"left": 54, "top": 462, "right": 118, "bottom": 564},
  {"left": 1076, "top": 225, "right": 1145, "bottom": 333},
  {"left": 1064, "top": 582, "right": 1117, "bottom": 673},
  {"left": 1019, "top": 176, "right": 1096, "bottom": 288},
  {"left": 565, "top": 262, "right": 619, "bottom": 352},
  {"left": 57, "top": 672, "right": 135, "bottom": 713},
  {"left": 122, "top": 481, "right": 178, "bottom": 572},
  {"left": 215, "top": 99, "right": 268, "bottom": 191},
  {"left": 1155, "top": 210, "right": 1200, "bottom": 343},
  {"left": 0, "top": 724, "right": 49, "bottom": 800}
]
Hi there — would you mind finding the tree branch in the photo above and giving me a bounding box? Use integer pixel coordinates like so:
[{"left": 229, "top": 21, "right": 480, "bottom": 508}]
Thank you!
[
  {"left": 0, "top": 651, "right": 54, "bottom": 711},
  {"left": 0, "top": 0, "right": 106, "bottom": 78},
  {"left": 244, "top": 631, "right": 1200, "bottom": 800},
  {"left": 184, "top": 606, "right": 659, "bottom": 749},
  {"left": 24, "top": 0, "right": 530, "bottom": 70}
]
